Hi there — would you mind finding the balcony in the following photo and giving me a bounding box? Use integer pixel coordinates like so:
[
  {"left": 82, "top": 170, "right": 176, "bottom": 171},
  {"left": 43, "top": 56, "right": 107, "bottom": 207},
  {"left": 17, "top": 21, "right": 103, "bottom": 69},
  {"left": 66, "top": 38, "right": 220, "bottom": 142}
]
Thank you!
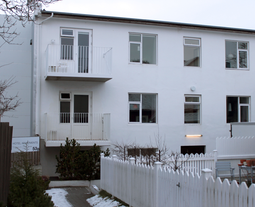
[
  {"left": 44, "top": 112, "right": 111, "bottom": 147},
  {"left": 45, "top": 44, "right": 112, "bottom": 82}
]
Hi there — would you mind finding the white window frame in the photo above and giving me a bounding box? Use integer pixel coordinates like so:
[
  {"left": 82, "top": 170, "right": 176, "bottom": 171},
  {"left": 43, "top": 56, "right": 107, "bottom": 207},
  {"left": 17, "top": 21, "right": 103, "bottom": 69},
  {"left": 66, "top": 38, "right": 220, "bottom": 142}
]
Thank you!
[
  {"left": 227, "top": 96, "right": 250, "bottom": 123},
  {"left": 128, "top": 93, "right": 157, "bottom": 124},
  {"left": 184, "top": 95, "right": 201, "bottom": 124},
  {"left": 129, "top": 33, "right": 157, "bottom": 65},
  {"left": 61, "top": 28, "right": 74, "bottom": 37},
  {"left": 225, "top": 40, "right": 249, "bottom": 69},
  {"left": 183, "top": 37, "right": 201, "bottom": 67}
]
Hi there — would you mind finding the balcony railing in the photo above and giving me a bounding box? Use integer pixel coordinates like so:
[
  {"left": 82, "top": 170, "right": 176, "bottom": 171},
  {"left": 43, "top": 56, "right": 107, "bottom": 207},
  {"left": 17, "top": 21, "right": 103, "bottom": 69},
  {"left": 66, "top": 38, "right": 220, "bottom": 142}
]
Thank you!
[
  {"left": 45, "top": 44, "right": 112, "bottom": 81},
  {"left": 44, "top": 112, "right": 110, "bottom": 146}
]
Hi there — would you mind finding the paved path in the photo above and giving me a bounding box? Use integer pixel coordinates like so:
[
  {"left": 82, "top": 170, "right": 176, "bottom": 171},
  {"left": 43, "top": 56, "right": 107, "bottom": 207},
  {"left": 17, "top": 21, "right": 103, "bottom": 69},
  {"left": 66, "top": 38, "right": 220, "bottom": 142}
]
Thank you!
[{"left": 64, "top": 187, "right": 94, "bottom": 207}]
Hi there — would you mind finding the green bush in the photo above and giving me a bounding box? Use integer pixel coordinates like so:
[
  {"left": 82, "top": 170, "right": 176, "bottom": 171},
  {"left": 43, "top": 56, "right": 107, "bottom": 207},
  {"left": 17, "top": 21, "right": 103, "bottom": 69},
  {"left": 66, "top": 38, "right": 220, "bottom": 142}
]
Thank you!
[
  {"left": 8, "top": 151, "right": 54, "bottom": 207},
  {"left": 56, "top": 138, "right": 110, "bottom": 180}
]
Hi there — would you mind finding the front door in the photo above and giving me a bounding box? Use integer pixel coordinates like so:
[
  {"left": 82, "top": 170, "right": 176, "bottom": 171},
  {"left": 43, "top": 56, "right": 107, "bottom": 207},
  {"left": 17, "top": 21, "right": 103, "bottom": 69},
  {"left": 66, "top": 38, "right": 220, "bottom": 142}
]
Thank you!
[{"left": 72, "top": 94, "right": 91, "bottom": 139}]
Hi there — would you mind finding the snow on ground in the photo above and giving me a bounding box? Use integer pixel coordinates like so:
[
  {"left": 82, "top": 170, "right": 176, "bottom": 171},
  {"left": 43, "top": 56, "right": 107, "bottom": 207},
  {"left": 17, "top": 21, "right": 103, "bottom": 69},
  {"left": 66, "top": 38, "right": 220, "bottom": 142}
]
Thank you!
[
  {"left": 87, "top": 195, "right": 126, "bottom": 207},
  {"left": 46, "top": 188, "right": 126, "bottom": 207},
  {"left": 46, "top": 188, "right": 72, "bottom": 207}
]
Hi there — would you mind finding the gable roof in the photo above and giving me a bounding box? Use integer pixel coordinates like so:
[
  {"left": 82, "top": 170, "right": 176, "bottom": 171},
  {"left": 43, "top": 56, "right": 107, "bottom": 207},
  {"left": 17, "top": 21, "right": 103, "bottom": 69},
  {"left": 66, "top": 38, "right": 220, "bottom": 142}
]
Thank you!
[{"left": 41, "top": 10, "right": 255, "bottom": 34}]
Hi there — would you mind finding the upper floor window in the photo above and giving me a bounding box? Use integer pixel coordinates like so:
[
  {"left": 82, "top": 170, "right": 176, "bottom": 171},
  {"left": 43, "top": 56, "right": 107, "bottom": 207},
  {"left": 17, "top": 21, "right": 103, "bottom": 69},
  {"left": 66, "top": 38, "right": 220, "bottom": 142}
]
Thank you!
[
  {"left": 129, "top": 93, "right": 157, "bottom": 123},
  {"left": 129, "top": 33, "right": 156, "bottom": 64},
  {"left": 184, "top": 38, "right": 201, "bottom": 67},
  {"left": 226, "top": 96, "right": 250, "bottom": 123},
  {"left": 184, "top": 95, "right": 201, "bottom": 124},
  {"left": 225, "top": 41, "right": 248, "bottom": 69}
]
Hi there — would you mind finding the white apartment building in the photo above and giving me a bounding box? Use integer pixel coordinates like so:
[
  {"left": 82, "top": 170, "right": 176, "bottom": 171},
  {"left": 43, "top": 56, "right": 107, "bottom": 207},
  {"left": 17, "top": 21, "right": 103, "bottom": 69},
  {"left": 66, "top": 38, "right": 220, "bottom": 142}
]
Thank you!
[{"left": 2, "top": 10, "right": 255, "bottom": 176}]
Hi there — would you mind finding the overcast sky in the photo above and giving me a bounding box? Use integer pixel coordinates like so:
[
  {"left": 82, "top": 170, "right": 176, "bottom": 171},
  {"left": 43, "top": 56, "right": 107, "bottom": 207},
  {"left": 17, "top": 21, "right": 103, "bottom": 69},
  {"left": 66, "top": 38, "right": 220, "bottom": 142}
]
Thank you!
[{"left": 45, "top": 0, "right": 255, "bottom": 29}]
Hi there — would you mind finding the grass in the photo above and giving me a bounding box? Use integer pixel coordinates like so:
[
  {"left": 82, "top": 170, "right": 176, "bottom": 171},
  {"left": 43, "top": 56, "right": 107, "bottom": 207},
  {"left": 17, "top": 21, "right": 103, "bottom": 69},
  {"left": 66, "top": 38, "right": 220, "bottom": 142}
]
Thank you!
[{"left": 98, "top": 190, "right": 129, "bottom": 206}]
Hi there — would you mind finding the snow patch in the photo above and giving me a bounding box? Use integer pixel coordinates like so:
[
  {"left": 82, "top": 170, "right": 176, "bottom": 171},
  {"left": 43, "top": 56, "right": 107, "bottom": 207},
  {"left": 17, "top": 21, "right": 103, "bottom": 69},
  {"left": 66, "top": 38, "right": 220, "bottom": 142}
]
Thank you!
[{"left": 46, "top": 188, "right": 72, "bottom": 207}]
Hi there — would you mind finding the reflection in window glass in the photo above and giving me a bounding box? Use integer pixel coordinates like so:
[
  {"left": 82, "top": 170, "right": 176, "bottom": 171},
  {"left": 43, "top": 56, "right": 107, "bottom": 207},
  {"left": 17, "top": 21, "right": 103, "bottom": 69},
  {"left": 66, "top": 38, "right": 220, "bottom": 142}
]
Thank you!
[
  {"left": 184, "top": 96, "right": 201, "bottom": 124},
  {"left": 226, "top": 41, "right": 248, "bottom": 69},
  {"left": 61, "top": 37, "right": 74, "bottom": 60},
  {"left": 142, "top": 35, "right": 156, "bottom": 64},
  {"left": 184, "top": 38, "right": 200, "bottom": 67},
  {"left": 129, "top": 33, "right": 156, "bottom": 64},
  {"left": 130, "top": 43, "right": 140, "bottom": 63},
  {"left": 129, "top": 94, "right": 157, "bottom": 123},
  {"left": 241, "top": 106, "right": 249, "bottom": 122}
]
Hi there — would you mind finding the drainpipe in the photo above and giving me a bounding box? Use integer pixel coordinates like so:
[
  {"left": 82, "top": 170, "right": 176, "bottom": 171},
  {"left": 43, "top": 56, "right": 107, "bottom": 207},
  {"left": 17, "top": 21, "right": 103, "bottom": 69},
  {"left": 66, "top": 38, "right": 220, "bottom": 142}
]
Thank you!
[
  {"left": 39, "top": 13, "right": 54, "bottom": 25},
  {"left": 33, "top": 12, "right": 54, "bottom": 136}
]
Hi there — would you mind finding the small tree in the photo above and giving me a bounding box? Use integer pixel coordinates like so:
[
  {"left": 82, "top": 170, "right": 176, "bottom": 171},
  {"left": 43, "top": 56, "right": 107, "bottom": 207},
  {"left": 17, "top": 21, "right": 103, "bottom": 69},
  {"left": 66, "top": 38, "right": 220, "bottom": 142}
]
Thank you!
[
  {"left": 55, "top": 138, "right": 81, "bottom": 179},
  {"left": 8, "top": 151, "right": 54, "bottom": 207}
]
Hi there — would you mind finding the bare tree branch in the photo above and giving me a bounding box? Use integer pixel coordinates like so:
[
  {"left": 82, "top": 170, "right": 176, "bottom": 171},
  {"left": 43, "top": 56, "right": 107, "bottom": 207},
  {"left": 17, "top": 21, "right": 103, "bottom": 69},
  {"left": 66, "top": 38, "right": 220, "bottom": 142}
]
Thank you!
[{"left": 0, "top": 77, "right": 21, "bottom": 119}]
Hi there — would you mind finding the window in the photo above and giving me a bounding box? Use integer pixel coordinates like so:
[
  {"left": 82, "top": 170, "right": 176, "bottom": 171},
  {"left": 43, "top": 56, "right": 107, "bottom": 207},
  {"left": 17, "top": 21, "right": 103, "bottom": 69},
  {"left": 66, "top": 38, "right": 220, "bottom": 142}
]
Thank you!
[
  {"left": 184, "top": 95, "right": 201, "bottom": 124},
  {"left": 227, "top": 96, "right": 250, "bottom": 123},
  {"left": 60, "top": 93, "right": 71, "bottom": 123},
  {"left": 129, "top": 33, "right": 156, "bottom": 64},
  {"left": 181, "top": 145, "right": 205, "bottom": 155},
  {"left": 59, "top": 93, "right": 89, "bottom": 123},
  {"left": 129, "top": 93, "right": 157, "bottom": 123},
  {"left": 184, "top": 38, "right": 200, "bottom": 67},
  {"left": 225, "top": 41, "right": 248, "bottom": 69}
]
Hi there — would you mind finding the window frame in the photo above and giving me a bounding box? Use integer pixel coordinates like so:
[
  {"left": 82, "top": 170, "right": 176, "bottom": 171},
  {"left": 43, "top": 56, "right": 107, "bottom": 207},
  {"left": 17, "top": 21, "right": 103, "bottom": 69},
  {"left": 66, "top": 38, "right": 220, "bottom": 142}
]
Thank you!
[
  {"left": 226, "top": 96, "right": 250, "bottom": 123},
  {"left": 59, "top": 92, "right": 71, "bottom": 123},
  {"left": 225, "top": 40, "right": 249, "bottom": 69},
  {"left": 184, "top": 95, "right": 201, "bottom": 124},
  {"left": 128, "top": 93, "right": 157, "bottom": 124},
  {"left": 183, "top": 37, "right": 201, "bottom": 67},
  {"left": 129, "top": 33, "right": 157, "bottom": 65}
]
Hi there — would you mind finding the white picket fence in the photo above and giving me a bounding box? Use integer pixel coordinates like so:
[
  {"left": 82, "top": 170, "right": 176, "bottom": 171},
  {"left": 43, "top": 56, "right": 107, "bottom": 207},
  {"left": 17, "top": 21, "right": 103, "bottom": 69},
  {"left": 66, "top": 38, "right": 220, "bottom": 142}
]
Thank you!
[{"left": 100, "top": 154, "right": 255, "bottom": 207}]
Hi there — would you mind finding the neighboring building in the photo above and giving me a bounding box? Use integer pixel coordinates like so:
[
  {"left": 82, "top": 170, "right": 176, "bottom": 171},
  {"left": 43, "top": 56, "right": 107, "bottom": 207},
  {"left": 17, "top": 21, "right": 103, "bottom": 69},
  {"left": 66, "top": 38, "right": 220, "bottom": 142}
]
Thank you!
[
  {"left": 0, "top": 16, "right": 33, "bottom": 137},
  {"left": 3, "top": 10, "right": 255, "bottom": 176}
]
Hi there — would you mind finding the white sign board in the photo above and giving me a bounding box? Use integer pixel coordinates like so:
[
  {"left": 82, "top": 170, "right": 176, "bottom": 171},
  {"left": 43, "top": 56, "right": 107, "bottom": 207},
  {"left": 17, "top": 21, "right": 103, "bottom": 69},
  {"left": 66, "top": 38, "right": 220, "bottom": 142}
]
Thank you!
[{"left": 12, "top": 137, "right": 40, "bottom": 153}]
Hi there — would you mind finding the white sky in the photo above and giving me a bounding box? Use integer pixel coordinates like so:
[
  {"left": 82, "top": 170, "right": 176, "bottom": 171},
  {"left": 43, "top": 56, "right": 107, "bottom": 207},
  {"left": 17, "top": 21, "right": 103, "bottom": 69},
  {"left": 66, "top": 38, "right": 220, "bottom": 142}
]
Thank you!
[{"left": 45, "top": 0, "right": 255, "bottom": 30}]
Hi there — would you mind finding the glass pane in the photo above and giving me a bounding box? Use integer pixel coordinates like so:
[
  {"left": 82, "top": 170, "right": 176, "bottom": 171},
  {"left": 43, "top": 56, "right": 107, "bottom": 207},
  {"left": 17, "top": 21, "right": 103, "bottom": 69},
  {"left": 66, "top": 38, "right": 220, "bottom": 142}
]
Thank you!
[
  {"left": 184, "top": 46, "right": 200, "bottom": 66},
  {"left": 130, "top": 43, "right": 140, "bottom": 63},
  {"left": 241, "top": 106, "right": 249, "bottom": 122},
  {"left": 239, "top": 51, "right": 247, "bottom": 68},
  {"left": 225, "top": 41, "right": 237, "bottom": 68},
  {"left": 61, "top": 93, "right": 70, "bottom": 99},
  {"left": 238, "top": 42, "right": 248, "bottom": 49},
  {"left": 227, "top": 97, "right": 238, "bottom": 123},
  {"left": 142, "top": 35, "right": 156, "bottom": 64},
  {"left": 129, "top": 94, "right": 140, "bottom": 101},
  {"left": 129, "top": 34, "right": 141, "bottom": 42},
  {"left": 61, "top": 38, "right": 74, "bottom": 60},
  {"left": 78, "top": 33, "right": 89, "bottom": 73},
  {"left": 185, "top": 39, "right": 199, "bottom": 45},
  {"left": 184, "top": 104, "right": 200, "bottom": 123},
  {"left": 185, "top": 97, "right": 199, "bottom": 102},
  {"left": 60, "top": 102, "right": 70, "bottom": 123},
  {"left": 129, "top": 104, "right": 140, "bottom": 122},
  {"left": 240, "top": 97, "right": 249, "bottom": 104},
  {"left": 142, "top": 94, "right": 156, "bottom": 123},
  {"left": 62, "top": 29, "right": 73, "bottom": 36},
  {"left": 74, "top": 95, "right": 88, "bottom": 123}
]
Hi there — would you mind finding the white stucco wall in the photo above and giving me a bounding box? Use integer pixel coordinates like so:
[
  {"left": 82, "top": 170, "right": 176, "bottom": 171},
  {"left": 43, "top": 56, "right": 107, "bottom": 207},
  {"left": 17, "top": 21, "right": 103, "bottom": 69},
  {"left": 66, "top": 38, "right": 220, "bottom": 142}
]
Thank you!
[
  {"left": 0, "top": 16, "right": 33, "bottom": 136},
  {"left": 34, "top": 14, "right": 255, "bottom": 156}
]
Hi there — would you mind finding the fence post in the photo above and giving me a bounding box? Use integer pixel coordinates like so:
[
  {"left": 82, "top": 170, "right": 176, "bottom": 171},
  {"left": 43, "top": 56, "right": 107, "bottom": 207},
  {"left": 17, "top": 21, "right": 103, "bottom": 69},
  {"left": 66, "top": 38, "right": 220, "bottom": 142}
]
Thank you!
[
  {"left": 100, "top": 153, "right": 104, "bottom": 190},
  {"left": 201, "top": 168, "right": 212, "bottom": 207},
  {"left": 213, "top": 150, "right": 218, "bottom": 178},
  {"left": 129, "top": 157, "right": 135, "bottom": 207},
  {"left": 154, "top": 162, "right": 162, "bottom": 207}
]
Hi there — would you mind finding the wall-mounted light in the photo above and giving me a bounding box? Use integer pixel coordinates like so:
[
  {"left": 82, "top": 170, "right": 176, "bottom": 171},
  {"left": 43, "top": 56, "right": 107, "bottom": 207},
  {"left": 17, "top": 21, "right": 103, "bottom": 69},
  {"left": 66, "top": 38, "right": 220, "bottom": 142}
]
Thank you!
[
  {"left": 185, "top": 134, "right": 203, "bottom": 138},
  {"left": 190, "top": 86, "right": 196, "bottom": 92}
]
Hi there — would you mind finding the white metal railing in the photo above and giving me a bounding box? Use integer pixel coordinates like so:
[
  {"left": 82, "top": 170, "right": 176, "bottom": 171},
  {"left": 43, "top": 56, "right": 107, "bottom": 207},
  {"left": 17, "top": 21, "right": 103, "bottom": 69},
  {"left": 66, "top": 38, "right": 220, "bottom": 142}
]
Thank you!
[
  {"left": 44, "top": 113, "right": 110, "bottom": 141},
  {"left": 46, "top": 44, "right": 112, "bottom": 76},
  {"left": 101, "top": 155, "right": 255, "bottom": 207}
]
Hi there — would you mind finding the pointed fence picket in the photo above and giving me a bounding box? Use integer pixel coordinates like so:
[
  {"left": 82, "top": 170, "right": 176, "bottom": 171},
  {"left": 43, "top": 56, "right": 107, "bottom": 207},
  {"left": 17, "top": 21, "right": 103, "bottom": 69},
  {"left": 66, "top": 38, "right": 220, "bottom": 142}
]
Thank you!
[{"left": 101, "top": 154, "right": 255, "bottom": 207}]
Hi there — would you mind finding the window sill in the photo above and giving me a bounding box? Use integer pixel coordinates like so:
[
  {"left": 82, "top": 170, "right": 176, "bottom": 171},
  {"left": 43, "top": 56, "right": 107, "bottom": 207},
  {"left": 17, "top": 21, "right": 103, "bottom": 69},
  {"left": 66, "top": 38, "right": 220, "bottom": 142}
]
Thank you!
[
  {"left": 128, "top": 122, "right": 158, "bottom": 125},
  {"left": 129, "top": 62, "right": 157, "bottom": 66},
  {"left": 225, "top": 68, "right": 249, "bottom": 71}
]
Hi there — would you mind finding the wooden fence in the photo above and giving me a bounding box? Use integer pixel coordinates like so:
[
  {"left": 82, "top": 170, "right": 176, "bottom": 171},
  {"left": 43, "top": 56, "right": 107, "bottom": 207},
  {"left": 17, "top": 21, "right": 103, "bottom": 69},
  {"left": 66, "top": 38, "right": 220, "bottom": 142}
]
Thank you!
[
  {"left": 101, "top": 154, "right": 255, "bottom": 207},
  {"left": 11, "top": 151, "right": 40, "bottom": 167},
  {"left": 0, "top": 122, "right": 13, "bottom": 205}
]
